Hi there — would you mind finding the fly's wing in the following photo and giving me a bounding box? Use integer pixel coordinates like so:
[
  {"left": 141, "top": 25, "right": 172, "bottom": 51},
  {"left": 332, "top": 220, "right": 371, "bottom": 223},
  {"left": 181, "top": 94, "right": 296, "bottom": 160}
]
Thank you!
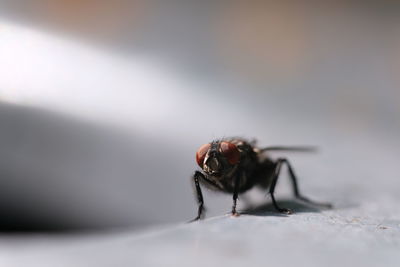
[{"left": 260, "top": 146, "right": 318, "bottom": 153}]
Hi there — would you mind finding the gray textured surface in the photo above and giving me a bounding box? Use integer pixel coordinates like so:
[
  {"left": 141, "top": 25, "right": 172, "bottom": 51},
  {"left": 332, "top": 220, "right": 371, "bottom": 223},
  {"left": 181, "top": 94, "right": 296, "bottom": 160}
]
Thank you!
[{"left": 1, "top": 197, "right": 400, "bottom": 267}]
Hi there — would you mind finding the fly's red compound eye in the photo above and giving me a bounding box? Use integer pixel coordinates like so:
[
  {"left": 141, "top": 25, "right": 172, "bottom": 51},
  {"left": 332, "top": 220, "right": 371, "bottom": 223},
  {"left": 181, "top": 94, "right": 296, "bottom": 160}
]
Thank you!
[
  {"left": 196, "top": 143, "right": 211, "bottom": 167},
  {"left": 220, "top": 141, "right": 240, "bottom": 165}
]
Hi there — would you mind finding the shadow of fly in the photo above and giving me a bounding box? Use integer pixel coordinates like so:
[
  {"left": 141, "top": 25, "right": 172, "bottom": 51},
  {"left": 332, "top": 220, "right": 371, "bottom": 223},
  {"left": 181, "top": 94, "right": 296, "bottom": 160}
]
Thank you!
[{"left": 190, "top": 138, "right": 331, "bottom": 221}]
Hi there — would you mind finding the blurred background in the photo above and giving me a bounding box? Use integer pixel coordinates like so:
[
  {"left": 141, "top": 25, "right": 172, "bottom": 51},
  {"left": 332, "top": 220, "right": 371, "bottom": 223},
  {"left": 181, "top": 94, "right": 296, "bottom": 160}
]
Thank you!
[{"left": 0, "top": 0, "right": 399, "bottom": 231}]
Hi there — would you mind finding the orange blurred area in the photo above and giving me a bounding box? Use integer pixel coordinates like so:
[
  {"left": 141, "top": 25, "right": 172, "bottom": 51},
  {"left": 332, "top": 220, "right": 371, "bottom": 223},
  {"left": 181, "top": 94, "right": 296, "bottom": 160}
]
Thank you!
[
  {"left": 217, "top": 1, "right": 310, "bottom": 83},
  {"left": 1, "top": 0, "right": 148, "bottom": 41}
]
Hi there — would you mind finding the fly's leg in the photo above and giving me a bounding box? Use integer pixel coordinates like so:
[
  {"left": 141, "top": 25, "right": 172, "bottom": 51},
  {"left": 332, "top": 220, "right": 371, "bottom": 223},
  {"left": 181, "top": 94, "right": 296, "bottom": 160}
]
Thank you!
[
  {"left": 231, "top": 173, "right": 241, "bottom": 216},
  {"left": 189, "top": 171, "right": 206, "bottom": 222},
  {"left": 282, "top": 158, "right": 332, "bottom": 208},
  {"left": 269, "top": 160, "right": 292, "bottom": 214}
]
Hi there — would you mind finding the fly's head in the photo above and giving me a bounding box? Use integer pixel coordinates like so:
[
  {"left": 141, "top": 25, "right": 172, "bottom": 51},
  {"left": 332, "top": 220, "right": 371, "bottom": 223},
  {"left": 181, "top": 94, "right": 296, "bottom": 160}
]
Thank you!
[{"left": 196, "top": 140, "right": 241, "bottom": 179}]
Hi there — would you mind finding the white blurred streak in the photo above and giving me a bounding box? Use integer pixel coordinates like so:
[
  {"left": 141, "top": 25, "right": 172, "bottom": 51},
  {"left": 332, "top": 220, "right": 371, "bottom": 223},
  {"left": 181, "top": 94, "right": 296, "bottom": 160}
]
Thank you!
[{"left": 0, "top": 20, "right": 188, "bottom": 131}]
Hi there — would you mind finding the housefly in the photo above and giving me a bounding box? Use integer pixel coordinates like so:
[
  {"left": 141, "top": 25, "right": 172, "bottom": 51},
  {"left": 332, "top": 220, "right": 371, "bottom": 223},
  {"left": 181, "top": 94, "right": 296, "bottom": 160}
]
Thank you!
[{"left": 191, "top": 138, "right": 331, "bottom": 221}]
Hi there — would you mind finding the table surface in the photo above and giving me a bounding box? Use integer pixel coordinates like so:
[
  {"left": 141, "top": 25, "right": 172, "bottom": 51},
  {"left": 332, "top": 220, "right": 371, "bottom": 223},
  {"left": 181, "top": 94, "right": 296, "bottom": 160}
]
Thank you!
[{"left": 1, "top": 195, "right": 399, "bottom": 267}]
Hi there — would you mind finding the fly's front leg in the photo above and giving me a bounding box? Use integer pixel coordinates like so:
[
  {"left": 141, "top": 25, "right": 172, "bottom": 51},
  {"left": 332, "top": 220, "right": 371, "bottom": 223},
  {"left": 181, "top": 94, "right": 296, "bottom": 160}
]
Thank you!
[
  {"left": 269, "top": 159, "right": 292, "bottom": 214},
  {"left": 189, "top": 171, "right": 206, "bottom": 222},
  {"left": 231, "top": 173, "right": 241, "bottom": 217}
]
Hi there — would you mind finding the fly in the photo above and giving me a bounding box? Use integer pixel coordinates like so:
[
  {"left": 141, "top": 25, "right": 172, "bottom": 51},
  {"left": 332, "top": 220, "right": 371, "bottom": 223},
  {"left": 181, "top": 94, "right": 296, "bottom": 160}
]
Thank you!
[{"left": 190, "top": 138, "right": 331, "bottom": 221}]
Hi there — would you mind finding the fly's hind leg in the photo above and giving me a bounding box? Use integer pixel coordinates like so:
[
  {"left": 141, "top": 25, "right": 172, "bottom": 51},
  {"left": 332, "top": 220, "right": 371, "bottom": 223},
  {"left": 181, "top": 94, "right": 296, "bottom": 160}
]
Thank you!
[
  {"left": 282, "top": 158, "right": 332, "bottom": 208},
  {"left": 269, "top": 160, "right": 292, "bottom": 214}
]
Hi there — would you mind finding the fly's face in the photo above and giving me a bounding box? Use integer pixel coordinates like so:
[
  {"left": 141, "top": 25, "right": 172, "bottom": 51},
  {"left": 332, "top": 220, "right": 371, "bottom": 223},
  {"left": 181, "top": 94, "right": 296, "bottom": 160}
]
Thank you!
[{"left": 196, "top": 141, "right": 241, "bottom": 178}]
